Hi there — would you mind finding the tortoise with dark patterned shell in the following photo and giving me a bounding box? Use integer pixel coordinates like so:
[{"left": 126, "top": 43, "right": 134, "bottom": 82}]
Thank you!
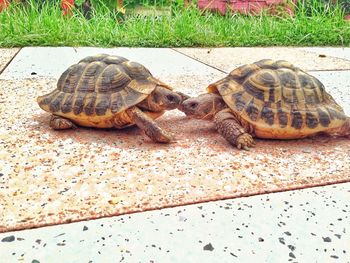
[
  {"left": 37, "top": 54, "right": 187, "bottom": 143},
  {"left": 180, "top": 59, "right": 350, "bottom": 150}
]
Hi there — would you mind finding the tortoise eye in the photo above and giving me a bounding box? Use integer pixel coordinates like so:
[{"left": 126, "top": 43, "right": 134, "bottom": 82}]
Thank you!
[
  {"left": 166, "top": 95, "right": 176, "bottom": 102},
  {"left": 190, "top": 102, "right": 198, "bottom": 109}
]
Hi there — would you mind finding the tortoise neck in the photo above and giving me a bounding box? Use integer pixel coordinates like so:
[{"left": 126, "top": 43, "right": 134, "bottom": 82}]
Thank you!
[
  {"left": 201, "top": 94, "right": 227, "bottom": 120},
  {"left": 212, "top": 94, "right": 227, "bottom": 117}
]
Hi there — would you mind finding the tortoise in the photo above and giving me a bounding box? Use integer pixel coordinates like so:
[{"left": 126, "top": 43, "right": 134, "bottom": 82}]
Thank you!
[
  {"left": 180, "top": 59, "right": 350, "bottom": 150},
  {"left": 37, "top": 54, "right": 187, "bottom": 143}
]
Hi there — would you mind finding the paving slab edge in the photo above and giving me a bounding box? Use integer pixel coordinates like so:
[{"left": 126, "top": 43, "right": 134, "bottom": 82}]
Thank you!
[
  {"left": 171, "top": 48, "right": 227, "bottom": 74},
  {"left": 0, "top": 48, "right": 22, "bottom": 75}
]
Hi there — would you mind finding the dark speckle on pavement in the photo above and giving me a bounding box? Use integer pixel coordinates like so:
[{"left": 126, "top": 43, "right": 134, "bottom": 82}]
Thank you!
[
  {"left": 203, "top": 243, "right": 214, "bottom": 251},
  {"left": 322, "top": 237, "right": 332, "bottom": 242},
  {"left": 1, "top": 236, "right": 15, "bottom": 242},
  {"left": 279, "top": 237, "right": 285, "bottom": 245}
]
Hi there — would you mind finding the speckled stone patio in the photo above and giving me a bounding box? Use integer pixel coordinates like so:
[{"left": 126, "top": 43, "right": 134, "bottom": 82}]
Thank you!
[{"left": 0, "top": 47, "right": 349, "bottom": 233}]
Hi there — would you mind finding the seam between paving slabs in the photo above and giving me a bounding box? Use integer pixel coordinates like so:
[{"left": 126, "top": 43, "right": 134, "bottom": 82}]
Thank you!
[
  {"left": 0, "top": 48, "right": 22, "bottom": 76},
  {"left": 309, "top": 68, "right": 350, "bottom": 72},
  {"left": 170, "top": 48, "right": 228, "bottom": 74}
]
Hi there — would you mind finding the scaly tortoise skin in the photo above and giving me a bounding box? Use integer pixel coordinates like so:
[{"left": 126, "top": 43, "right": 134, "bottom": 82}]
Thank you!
[
  {"left": 37, "top": 54, "right": 185, "bottom": 143},
  {"left": 181, "top": 59, "right": 350, "bottom": 149}
]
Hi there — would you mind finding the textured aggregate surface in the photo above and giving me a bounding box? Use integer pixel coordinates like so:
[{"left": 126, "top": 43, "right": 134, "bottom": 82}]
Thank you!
[
  {"left": 0, "top": 72, "right": 349, "bottom": 232},
  {"left": 0, "top": 183, "right": 349, "bottom": 263}
]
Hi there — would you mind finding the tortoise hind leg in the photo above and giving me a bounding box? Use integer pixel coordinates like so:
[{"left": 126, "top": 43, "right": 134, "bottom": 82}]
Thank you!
[
  {"left": 126, "top": 107, "right": 173, "bottom": 143},
  {"left": 49, "top": 115, "right": 76, "bottom": 130},
  {"left": 214, "top": 109, "right": 255, "bottom": 150}
]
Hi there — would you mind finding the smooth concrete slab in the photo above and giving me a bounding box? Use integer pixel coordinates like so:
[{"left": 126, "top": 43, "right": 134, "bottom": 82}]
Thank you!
[
  {"left": 0, "top": 47, "right": 220, "bottom": 80},
  {"left": 0, "top": 183, "right": 349, "bottom": 263},
  {"left": 299, "top": 47, "right": 350, "bottom": 61},
  {"left": 0, "top": 49, "right": 19, "bottom": 73},
  {"left": 174, "top": 47, "right": 350, "bottom": 73}
]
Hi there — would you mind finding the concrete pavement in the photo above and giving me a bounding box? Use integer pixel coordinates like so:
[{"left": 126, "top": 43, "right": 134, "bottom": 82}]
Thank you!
[{"left": 0, "top": 47, "right": 349, "bottom": 262}]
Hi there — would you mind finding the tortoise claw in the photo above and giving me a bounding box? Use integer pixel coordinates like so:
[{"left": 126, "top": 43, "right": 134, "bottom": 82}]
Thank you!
[{"left": 235, "top": 133, "right": 255, "bottom": 150}]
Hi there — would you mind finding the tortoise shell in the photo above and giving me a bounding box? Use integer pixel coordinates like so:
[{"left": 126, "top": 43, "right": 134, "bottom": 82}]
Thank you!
[
  {"left": 207, "top": 59, "right": 347, "bottom": 138},
  {"left": 37, "top": 54, "right": 172, "bottom": 128}
]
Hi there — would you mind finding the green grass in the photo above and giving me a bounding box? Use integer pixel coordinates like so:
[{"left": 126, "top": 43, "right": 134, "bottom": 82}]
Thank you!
[{"left": 0, "top": 0, "right": 349, "bottom": 47}]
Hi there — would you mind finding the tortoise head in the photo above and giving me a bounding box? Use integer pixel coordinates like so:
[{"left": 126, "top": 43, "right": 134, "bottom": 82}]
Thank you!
[
  {"left": 144, "top": 86, "right": 187, "bottom": 112},
  {"left": 181, "top": 93, "right": 226, "bottom": 120}
]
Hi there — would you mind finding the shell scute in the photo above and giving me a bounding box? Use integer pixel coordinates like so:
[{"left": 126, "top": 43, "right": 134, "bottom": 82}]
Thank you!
[
  {"left": 260, "top": 103, "right": 275, "bottom": 126},
  {"left": 58, "top": 63, "right": 88, "bottom": 93},
  {"left": 61, "top": 93, "right": 75, "bottom": 114},
  {"left": 232, "top": 92, "right": 246, "bottom": 112},
  {"left": 96, "top": 64, "right": 132, "bottom": 93},
  {"left": 103, "top": 55, "right": 128, "bottom": 65},
  {"left": 95, "top": 94, "right": 111, "bottom": 116},
  {"left": 276, "top": 101, "right": 288, "bottom": 128},
  {"left": 326, "top": 106, "right": 346, "bottom": 121},
  {"left": 73, "top": 92, "right": 86, "bottom": 115},
  {"left": 110, "top": 92, "right": 125, "bottom": 113},
  {"left": 245, "top": 99, "right": 259, "bottom": 121},
  {"left": 123, "top": 61, "right": 152, "bottom": 80},
  {"left": 242, "top": 80, "right": 265, "bottom": 101},
  {"left": 291, "top": 109, "right": 303, "bottom": 129},
  {"left": 83, "top": 92, "right": 97, "bottom": 116},
  {"left": 305, "top": 112, "right": 319, "bottom": 129},
  {"left": 317, "top": 108, "right": 331, "bottom": 127},
  {"left": 79, "top": 54, "right": 109, "bottom": 64},
  {"left": 49, "top": 92, "right": 65, "bottom": 113},
  {"left": 279, "top": 70, "right": 298, "bottom": 89},
  {"left": 77, "top": 61, "right": 105, "bottom": 93}
]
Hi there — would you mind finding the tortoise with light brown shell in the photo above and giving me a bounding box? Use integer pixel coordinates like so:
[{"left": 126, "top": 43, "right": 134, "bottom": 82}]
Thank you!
[
  {"left": 37, "top": 54, "right": 187, "bottom": 143},
  {"left": 181, "top": 59, "right": 350, "bottom": 150}
]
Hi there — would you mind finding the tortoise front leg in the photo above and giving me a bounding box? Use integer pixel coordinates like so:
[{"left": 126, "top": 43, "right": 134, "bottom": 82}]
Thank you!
[
  {"left": 50, "top": 115, "right": 76, "bottom": 130},
  {"left": 214, "top": 110, "right": 255, "bottom": 150},
  {"left": 126, "top": 107, "right": 173, "bottom": 143}
]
